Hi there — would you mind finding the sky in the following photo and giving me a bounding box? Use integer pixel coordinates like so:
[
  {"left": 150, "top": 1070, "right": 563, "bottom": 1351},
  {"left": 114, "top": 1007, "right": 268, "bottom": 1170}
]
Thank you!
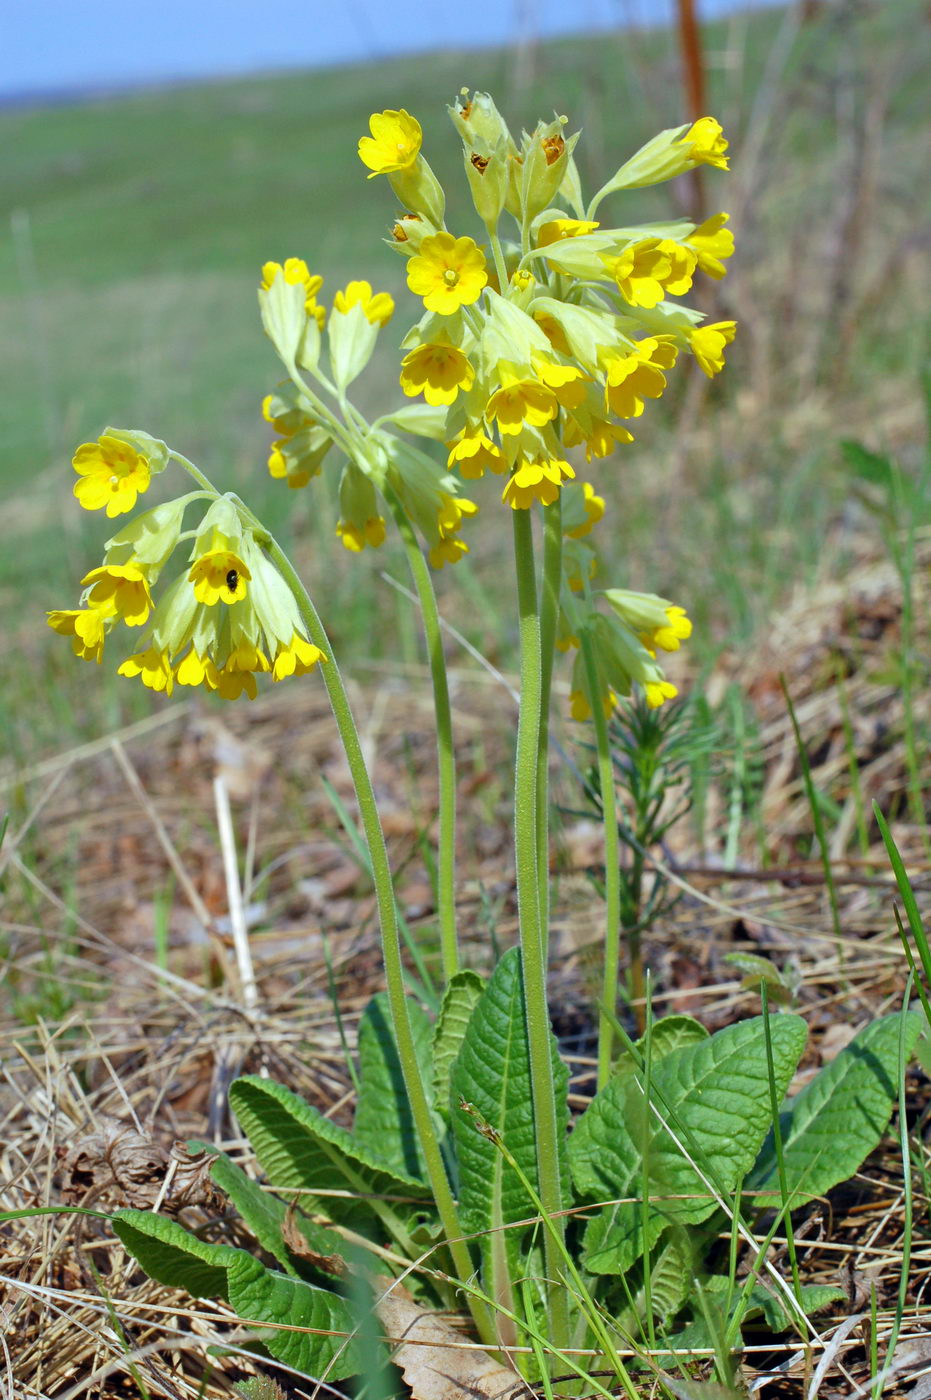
[{"left": 4, "top": 0, "right": 784, "bottom": 100}]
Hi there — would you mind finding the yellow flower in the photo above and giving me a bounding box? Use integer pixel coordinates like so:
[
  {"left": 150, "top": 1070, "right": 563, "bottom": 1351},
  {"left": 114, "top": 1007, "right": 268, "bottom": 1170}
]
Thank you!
[
  {"left": 407, "top": 233, "right": 487, "bottom": 315},
  {"left": 81, "top": 563, "right": 153, "bottom": 626},
  {"left": 428, "top": 494, "right": 478, "bottom": 569},
  {"left": 262, "top": 391, "right": 312, "bottom": 437},
  {"left": 610, "top": 239, "right": 697, "bottom": 308},
  {"left": 447, "top": 426, "right": 506, "bottom": 480},
  {"left": 272, "top": 634, "right": 326, "bottom": 681},
  {"left": 333, "top": 280, "right": 395, "bottom": 326},
  {"left": 485, "top": 377, "right": 558, "bottom": 436},
  {"left": 47, "top": 607, "right": 108, "bottom": 662},
  {"left": 188, "top": 548, "right": 251, "bottom": 605},
  {"left": 603, "top": 338, "right": 678, "bottom": 418},
  {"left": 566, "top": 482, "right": 605, "bottom": 540},
  {"left": 118, "top": 647, "right": 174, "bottom": 695},
  {"left": 678, "top": 116, "right": 729, "bottom": 170},
  {"left": 358, "top": 109, "right": 422, "bottom": 177},
  {"left": 604, "top": 590, "right": 692, "bottom": 654},
  {"left": 72, "top": 434, "right": 151, "bottom": 517},
  {"left": 536, "top": 218, "right": 600, "bottom": 248},
  {"left": 502, "top": 456, "right": 575, "bottom": 510},
  {"left": 564, "top": 415, "right": 635, "bottom": 459},
  {"left": 532, "top": 355, "right": 589, "bottom": 409},
  {"left": 643, "top": 606, "right": 692, "bottom": 653},
  {"left": 261, "top": 259, "right": 326, "bottom": 327},
  {"left": 645, "top": 680, "right": 678, "bottom": 708},
  {"left": 689, "top": 321, "right": 737, "bottom": 377},
  {"left": 213, "top": 664, "right": 259, "bottom": 701},
  {"left": 688, "top": 212, "right": 734, "bottom": 279},
  {"left": 336, "top": 516, "right": 386, "bottom": 553},
  {"left": 175, "top": 649, "right": 219, "bottom": 689},
  {"left": 400, "top": 343, "right": 475, "bottom": 406}
]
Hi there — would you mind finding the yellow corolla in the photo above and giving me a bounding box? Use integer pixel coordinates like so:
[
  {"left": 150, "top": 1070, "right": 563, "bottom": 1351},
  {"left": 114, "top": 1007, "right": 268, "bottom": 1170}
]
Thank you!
[
  {"left": 188, "top": 548, "right": 251, "bottom": 606},
  {"left": 485, "top": 378, "right": 558, "bottom": 435},
  {"left": 406, "top": 233, "right": 487, "bottom": 315},
  {"left": 689, "top": 321, "right": 737, "bottom": 377},
  {"left": 81, "top": 562, "right": 152, "bottom": 626},
  {"left": 46, "top": 607, "right": 108, "bottom": 662},
  {"left": 678, "top": 116, "right": 729, "bottom": 170},
  {"left": 333, "top": 280, "right": 395, "bottom": 327},
  {"left": 400, "top": 343, "right": 475, "bottom": 406},
  {"left": 72, "top": 435, "right": 151, "bottom": 518},
  {"left": 358, "top": 109, "right": 422, "bottom": 177}
]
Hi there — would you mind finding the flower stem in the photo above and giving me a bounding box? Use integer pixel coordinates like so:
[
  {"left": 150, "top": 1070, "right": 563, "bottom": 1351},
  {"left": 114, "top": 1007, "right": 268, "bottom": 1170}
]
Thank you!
[
  {"left": 386, "top": 490, "right": 459, "bottom": 982},
  {"left": 487, "top": 227, "right": 510, "bottom": 292},
  {"left": 511, "top": 508, "right": 569, "bottom": 1349},
  {"left": 579, "top": 628, "right": 623, "bottom": 1088},
  {"left": 262, "top": 532, "right": 490, "bottom": 1337},
  {"left": 536, "top": 497, "right": 562, "bottom": 950}
]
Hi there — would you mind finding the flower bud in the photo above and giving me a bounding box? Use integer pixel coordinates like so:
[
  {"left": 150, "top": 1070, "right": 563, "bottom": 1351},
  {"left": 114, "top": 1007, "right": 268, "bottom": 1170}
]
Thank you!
[
  {"left": 448, "top": 90, "right": 512, "bottom": 151},
  {"left": 387, "top": 155, "right": 446, "bottom": 230},
  {"left": 387, "top": 213, "right": 437, "bottom": 255},
  {"left": 519, "top": 118, "right": 579, "bottom": 222},
  {"left": 463, "top": 143, "right": 509, "bottom": 228}
]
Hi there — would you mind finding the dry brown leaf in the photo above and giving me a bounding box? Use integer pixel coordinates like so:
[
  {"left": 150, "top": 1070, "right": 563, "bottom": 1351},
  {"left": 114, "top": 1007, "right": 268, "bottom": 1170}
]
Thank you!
[
  {"left": 57, "top": 1117, "right": 220, "bottom": 1212},
  {"left": 374, "top": 1283, "right": 529, "bottom": 1400},
  {"left": 281, "top": 1207, "right": 347, "bottom": 1277}
]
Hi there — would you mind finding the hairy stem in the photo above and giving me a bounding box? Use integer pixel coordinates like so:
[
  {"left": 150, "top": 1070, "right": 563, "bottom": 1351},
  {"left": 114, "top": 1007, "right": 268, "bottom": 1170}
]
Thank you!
[
  {"left": 387, "top": 490, "right": 459, "bottom": 982},
  {"left": 511, "top": 508, "right": 569, "bottom": 1349},
  {"left": 579, "top": 628, "right": 624, "bottom": 1084}
]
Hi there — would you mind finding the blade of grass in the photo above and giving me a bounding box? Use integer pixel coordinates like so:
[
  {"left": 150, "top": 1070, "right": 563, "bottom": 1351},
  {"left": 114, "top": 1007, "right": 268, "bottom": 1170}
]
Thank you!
[
  {"left": 780, "top": 677, "right": 844, "bottom": 959},
  {"left": 874, "top": 802, "right": 931, "bottom": 1003}
]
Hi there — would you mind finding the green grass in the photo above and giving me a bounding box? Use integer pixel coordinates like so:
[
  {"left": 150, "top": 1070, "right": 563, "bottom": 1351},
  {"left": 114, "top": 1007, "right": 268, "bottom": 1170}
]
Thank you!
[{"left": 2, "top": 0, "right": 929, "bottom": 762}]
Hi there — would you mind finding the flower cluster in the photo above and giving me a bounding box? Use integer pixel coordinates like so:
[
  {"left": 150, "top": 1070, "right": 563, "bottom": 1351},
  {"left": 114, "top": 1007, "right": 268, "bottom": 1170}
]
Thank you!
[
  {"left": 256, "top": 254, "right": 478, "bottom": 569},
  {"left": 49, "top": 444, "right": 324, "bottom": 699},
  {"left": 51, "top": 95, "right": 735, "bottom": 719},
  {"left": 354, "top": 96, "right": 736, "bottom": 711}
]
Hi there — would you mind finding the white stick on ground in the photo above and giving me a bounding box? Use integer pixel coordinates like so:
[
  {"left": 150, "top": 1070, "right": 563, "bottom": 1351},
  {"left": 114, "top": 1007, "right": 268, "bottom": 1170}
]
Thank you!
[{"left": 213, "top": 773, "right": 257, "bottom": 1010}]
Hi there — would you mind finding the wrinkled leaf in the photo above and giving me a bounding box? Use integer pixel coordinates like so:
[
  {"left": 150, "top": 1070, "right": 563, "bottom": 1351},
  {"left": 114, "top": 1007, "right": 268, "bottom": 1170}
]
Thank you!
[
  {"left": 229, "top": 1076, "right": 430, "bottom": 1230},
  {"left": 749, "top": 1011, "right": 922, "bottom": 1209},
  {"left": 571, "top": 1014, "right": 807, "bottom": 1273},
  {"left": 432, "top": 970, "right": 485, "bottom": 1118},
  {"left": 450, "top": 947, "right": 570, "bottom": 1273},
  {"left": 114, "top": 1209, "right": 364, "bottom": 1379},
  {"left": 354, "top": 992, "right": 435, "bottom": 1181}
]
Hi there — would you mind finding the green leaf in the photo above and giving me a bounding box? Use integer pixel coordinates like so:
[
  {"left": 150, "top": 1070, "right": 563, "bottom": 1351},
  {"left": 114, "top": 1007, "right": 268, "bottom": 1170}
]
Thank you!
[
  {"left": 209, "top": 1154, "right": 346, "bottom": 1276},
  {"left": 634, "top": 1232, "right": 698, "bottom": 1326},
  {"left": 744, "top": 1282, "right": 845, "bottom": 1333},
  {"left": 571, "top": 1014, "right": 807, "bottom": 1274},
  {"left": 450, "top": 947, "right": 570, "bottom": 1259},
  {"left": 226, "top": 1252, "right": 365, "bottom": 1380},
  {"left": 228, "top": 1076, "right": 430, "bottom": 1228},
  {"left": 114, "top": 1210, "right": 364, "bottom": 1379},
  {"left": 210, "top": 1153, "right": 297, "bottom": 1274},
  {"left": 618, "top": 1015, "right": 709, "bottom": 1079},
  {"left": 432, "top": 970, "right": 485, "bottom": 1117},
  {"left": 113, "top": 1209, "right": 238, "bottom": 1299},
  {"left": 353, "top": 993, "right": 434, "bottom": 1181},
  {"left": 749, "top": 1011, "right": 922, "bottom": 1209}
]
